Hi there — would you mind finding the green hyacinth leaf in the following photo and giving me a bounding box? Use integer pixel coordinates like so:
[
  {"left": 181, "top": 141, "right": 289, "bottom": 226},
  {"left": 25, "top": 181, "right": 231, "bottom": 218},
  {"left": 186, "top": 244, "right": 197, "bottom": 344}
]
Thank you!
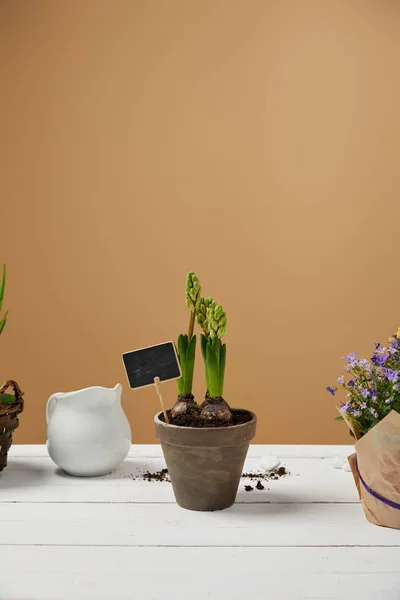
[
  {"left": 211, "top": 335, "right": 221, "bottom": 367},
  {"left": 220, "top": 343, "right": 227, "bottom": 396},
  {"left": 200, "top": 333, "right": 208, "bottom": 362},
  {"left": 183, "top": 334, "right": 196, "bottom": 395},
  {"left": 206, "top": 342, "right": 220, "bottom": 398},
  {"left": 177, "top": 334, "right": 188, "bottom": 374}
]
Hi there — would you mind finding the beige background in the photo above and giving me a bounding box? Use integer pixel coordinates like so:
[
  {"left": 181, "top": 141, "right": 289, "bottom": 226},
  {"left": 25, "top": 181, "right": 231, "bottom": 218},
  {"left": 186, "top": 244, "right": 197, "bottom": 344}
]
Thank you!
[{"left": 1, "top": 1, "right": 399, "bottom": 444}]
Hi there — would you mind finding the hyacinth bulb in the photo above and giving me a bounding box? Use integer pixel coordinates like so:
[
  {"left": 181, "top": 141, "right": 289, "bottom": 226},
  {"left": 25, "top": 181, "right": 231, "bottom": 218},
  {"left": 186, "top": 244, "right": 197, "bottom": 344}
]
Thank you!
[
  {"left": 200, "top": 397, "right": 232, "bottom": 424},
  {"left": 170, "top": 394, "right": 196, "bottom": 419}
]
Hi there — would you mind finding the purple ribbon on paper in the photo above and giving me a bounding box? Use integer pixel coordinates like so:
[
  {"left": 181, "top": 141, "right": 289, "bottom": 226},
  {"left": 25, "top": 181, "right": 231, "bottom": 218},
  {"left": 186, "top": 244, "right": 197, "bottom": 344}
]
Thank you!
[{"left": 355, "top": 455, "right": 400, "bottom": 510}]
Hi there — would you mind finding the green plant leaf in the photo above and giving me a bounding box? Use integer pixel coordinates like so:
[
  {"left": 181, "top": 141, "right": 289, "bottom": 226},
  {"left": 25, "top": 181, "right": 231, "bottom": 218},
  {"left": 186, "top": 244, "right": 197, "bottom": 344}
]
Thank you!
[
  {"left": 0, "top": 393, "right": 16, "bottom": 405},
  {"left": 211, "top": 335, "right": 221, "bottom": 369},
  {"left": 206, "top": 343, "right": 221, "bottom": 397},
  {"left": 0, "top": 310, "right": 8, "bottom": 335},
  {"left": 0, "top": 263, "right": 5, "bottom": 312},
  {"left": 219, "top": 343, "right": 226, "bottom": 397},
  {"left": 183, "top": 334, "right": 196, "bottom": 395},
  {"left": 177, "top": 334, "right": 188, "bottom": 374},
  {"left": 200, "top": 333, "right": 208, "bottom": 363},
  {"left": 177, "top": 334, "right": 188, "bottom": 394},
  {"left": 334, "top": 415, "right": 344, "bottom": 422}
]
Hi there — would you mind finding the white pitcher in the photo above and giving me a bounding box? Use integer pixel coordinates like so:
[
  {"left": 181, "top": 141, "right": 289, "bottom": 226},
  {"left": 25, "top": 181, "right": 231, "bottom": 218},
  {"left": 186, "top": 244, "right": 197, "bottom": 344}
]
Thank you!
[{"left": 46, "top": 384, "right": 131, "bottom": 476}]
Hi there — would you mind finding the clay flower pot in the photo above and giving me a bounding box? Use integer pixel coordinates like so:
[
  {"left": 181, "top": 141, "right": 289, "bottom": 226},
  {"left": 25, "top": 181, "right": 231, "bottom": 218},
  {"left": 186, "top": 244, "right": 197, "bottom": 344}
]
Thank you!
[{"left": 155, "top": 409, "right": 257, "bottom": 511}]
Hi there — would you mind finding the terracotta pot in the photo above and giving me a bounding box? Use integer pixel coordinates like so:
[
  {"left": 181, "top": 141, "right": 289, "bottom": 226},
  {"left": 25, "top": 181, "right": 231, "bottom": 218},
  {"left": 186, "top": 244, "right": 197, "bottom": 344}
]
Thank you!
[{"left": 154, "top": 409, "right": 257, "bottom": 511}]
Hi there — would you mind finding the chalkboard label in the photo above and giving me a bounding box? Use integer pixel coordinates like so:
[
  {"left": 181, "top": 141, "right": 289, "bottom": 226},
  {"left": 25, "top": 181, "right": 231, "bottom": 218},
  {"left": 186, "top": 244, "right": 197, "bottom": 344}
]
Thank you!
[{"left": 122, "top": 341, "right": 181, "bottom": 389}]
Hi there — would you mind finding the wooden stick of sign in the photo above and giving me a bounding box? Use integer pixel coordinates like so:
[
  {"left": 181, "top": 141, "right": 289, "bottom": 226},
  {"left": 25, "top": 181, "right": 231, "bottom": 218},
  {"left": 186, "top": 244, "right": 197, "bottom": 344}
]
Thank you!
[{"left": 154, "top": 376, "right": 169, "bottom": 424}]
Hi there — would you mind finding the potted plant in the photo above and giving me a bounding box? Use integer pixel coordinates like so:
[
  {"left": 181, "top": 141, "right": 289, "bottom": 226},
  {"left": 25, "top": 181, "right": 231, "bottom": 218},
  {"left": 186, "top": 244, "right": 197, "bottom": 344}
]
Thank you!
[
  {"left": 0, "top": 263, "right": 24, "bottom": 472},
  {"left": 327, "top": 328, "right": 400, "bottom": 528},
  {"left": 155, "top": 272, "right": 256, "bottom": 511}
]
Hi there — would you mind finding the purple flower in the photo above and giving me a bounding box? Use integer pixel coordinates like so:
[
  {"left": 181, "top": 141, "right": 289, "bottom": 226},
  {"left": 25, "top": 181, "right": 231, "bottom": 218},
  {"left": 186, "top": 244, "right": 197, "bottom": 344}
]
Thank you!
[
  {"left": 353, "top": 410, "right": 361, "bottom": 417},
  {"left": 341, "top": 401, "right": 351, "bottom": 413},
  {"left": 394, "top": 384, "right": 400, "bottom": 392},
  {"left": 369, "top": 407, "right": 378, "bottom": 418},
  {"left": 361, "top": 388, "right": 370, "bottom": 398},
  {"left": 326, "top": 386, "right": 337, "bottom": 396},
  {"left": 386, "top": 397, "right": 393, "bottom": 404},
  {"left": 344, "top": 352, "right": 357, "bottom": 363},
  {"left": 348, "top": 380, "right": 355, "bottom": 387},
  {"left": 388, "top": 347, "right": 398, "bottom": 355},
  {"left": 371, "top": 351, "right": 389, "bottom": 366},
  {"left": 337, "top": 376, "right": 345, "bottom": 385},
  {"left": 375, "top": 342, "right": 381, "bottom": 350},
  {"left": 390, "top": 338, "right": 399, "bottom": 349},
  {"left": 360, "top": 401, "right": 367, "bottom": 409},
  {"left": 356, "top": 359, "right": 371, "bottom": 371},
  {"left": 384, "top": 369, "right": 399, "bottom": 383}
]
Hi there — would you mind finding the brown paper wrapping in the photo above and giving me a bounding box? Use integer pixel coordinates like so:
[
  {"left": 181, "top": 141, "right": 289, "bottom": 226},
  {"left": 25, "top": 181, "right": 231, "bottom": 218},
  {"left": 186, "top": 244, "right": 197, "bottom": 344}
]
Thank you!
[{"left": 347, "top": 410, "right": 400, "bottom": 528}]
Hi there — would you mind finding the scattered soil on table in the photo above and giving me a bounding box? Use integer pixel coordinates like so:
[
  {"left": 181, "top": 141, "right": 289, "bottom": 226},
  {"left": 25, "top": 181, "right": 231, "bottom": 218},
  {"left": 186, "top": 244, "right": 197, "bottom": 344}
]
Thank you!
[
  {"left": 117, "top": 464, "right": 287, "bottom": 491},
  {"left": 242, "top": 466, "right": 288, "bottom": 490},
  {"left": 163, "top": 406, "right": 253, "bottom": 428},
  {"left": 143, "top": 468, "right": 169, "bottom": 482},
  {"left": 242, "top": 466, "right": 287, "bottom": 481}
]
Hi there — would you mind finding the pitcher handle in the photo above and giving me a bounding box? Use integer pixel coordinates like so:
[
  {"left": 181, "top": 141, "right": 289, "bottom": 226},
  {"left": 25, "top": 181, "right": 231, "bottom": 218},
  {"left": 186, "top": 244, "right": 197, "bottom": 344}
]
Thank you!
[{"left": 46, "top": 394, "right": 58, "bottom": 424}]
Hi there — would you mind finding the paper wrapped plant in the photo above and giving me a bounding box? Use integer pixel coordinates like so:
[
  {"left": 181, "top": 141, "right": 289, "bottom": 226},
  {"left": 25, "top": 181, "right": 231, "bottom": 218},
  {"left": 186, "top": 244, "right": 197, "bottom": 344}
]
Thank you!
[{"left": 327, "top": 331, "right": 400, "bottom": 528}]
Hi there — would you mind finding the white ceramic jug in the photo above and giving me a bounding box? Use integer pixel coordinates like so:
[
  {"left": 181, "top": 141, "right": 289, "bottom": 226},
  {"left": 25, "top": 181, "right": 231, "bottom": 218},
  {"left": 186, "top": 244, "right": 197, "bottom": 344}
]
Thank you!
[{"left": 46, "top": 383, "right": 131, "bottom": 476}]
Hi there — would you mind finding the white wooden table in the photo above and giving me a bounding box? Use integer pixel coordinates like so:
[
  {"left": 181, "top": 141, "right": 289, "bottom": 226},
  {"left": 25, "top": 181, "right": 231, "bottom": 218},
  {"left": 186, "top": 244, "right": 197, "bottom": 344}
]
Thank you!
[{"left": 1, "top": 444, "right": 400, "bottom": 600}]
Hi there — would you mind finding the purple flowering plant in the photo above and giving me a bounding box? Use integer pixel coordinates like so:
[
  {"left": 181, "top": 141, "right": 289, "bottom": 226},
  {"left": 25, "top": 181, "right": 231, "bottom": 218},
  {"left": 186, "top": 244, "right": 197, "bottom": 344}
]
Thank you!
[{"left": 326, "top": 329, "right": 400, "bottom": 436}]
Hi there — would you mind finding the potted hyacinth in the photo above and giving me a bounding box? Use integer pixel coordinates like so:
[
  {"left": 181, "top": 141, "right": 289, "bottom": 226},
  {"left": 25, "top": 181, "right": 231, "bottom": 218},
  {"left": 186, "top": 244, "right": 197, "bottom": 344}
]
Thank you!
[
  {"left": 327, "top": 329, "right": 400, "bottom": 528},
  {"left": 0, "top": 264, "right": 24, "bottom": 472},
  {"left": 155, "top": 272, "right": 256, "bottom": 511}
]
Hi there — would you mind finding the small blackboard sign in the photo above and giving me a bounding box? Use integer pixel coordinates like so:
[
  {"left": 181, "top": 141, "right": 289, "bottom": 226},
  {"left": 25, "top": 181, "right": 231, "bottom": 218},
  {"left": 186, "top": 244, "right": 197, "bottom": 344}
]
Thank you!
[{"left": 122, "top": 341, "right": 181, "bottom": 390}]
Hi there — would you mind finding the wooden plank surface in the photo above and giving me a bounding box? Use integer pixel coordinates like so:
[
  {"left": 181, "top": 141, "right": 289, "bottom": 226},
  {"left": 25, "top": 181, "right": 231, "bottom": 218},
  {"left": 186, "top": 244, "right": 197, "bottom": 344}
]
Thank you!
[
  {"left": 0, "top": 445, "right": 395, "bottom": 600},
  {"left": 1, "top": 450, "right": 357, "bottom": 504},
  {"left": 8, "top": 444, "right": 355, "bottom": 458},
  {"left": 0, "top": 502, "right": 396, "bottom": 547},
  {"left": 2, "top": 546, "right": 400, "bottom": 600}
]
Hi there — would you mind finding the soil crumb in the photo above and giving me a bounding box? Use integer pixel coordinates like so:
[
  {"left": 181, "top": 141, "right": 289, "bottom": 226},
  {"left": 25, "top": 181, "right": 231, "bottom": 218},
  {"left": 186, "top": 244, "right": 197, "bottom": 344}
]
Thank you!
[
  {"left": 242, "top": 466, "right": 288, "bottom": 484},
  {"left": 164, "top": 406, "right": 253, "bottom": 428},
  {"left": 244, "top": 485, "right": 253, "bottom": 492},
  {"left": 256, "top": 481, "right": 264, "bottom": 490},
  {"left": 143, "top": 468, "right": 169, "bottom": 482}
]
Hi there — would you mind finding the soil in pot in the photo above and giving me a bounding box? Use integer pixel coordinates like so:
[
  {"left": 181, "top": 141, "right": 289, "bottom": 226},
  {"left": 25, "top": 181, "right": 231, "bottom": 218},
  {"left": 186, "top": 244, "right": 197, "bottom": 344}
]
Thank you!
[{"left": 164, "top": 406, "right": 253, "bottom": 428}]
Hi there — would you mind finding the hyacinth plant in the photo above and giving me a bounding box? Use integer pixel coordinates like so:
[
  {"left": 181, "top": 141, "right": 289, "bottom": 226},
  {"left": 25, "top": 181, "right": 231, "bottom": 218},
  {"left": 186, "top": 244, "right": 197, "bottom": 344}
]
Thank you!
[
  {"left": 170, "top": 272, "right": 201, "bottom": 418},
  {"left": 197, "top": 299, "right": 231, "bottom": 423},
  {"left": 326, "top": 329, "right": 400, "bottom": 436},
  {"left": 170, "top": 272, "right": 232, "bottom": 425}
]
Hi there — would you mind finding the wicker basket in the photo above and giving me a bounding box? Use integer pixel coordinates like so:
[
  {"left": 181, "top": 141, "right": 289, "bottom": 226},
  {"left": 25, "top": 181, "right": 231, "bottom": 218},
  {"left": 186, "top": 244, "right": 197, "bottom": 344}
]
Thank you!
[{"left": 0, "top": 380, "right": 24, "bottom": 472}]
